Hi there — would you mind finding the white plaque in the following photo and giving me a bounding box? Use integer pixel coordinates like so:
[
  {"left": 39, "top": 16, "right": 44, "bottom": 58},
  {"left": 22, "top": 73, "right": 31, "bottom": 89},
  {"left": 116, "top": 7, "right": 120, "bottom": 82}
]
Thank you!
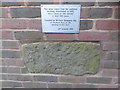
[{"left": 41, "top": 4, "right": 81, "bottom": 33}]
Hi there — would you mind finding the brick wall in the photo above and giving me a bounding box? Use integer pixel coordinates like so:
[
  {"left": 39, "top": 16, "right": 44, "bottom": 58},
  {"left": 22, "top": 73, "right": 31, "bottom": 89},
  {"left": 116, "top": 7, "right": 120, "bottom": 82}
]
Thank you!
[{"left": 1, "top": 1, "right": 119, "bottom": 89}]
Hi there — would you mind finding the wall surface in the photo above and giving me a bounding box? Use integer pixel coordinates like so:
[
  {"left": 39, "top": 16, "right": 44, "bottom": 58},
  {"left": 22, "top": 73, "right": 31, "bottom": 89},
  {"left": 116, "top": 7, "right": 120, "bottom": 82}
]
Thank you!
[{"left": 1, "top": 0, "right": 119, "bottom": 89}]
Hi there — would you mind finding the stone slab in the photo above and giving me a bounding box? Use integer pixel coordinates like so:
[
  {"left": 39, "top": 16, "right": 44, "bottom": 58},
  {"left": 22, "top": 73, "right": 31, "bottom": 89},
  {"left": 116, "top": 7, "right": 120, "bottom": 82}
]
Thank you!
[{"left": 22, "top": 42, "right": 100, "bottom": 76}]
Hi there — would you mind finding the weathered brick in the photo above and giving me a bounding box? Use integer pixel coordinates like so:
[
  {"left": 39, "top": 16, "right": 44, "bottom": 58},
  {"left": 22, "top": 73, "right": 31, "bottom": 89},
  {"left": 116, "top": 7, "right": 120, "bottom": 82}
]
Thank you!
[
  {"left": 98, "top": 2, "right": 119, "bottom": 6},
  {"left": 8, "top": 75, "right": 32, "bottom": 81},
  {"left": 80, "top": 20, "right": 93, "bottom": 30},
  {"left": 2, "top": 59, "right": 24, "bottom": 67},
  {"left": 14, "top": 31, "right": 43, "bottom": 40},
  {"left": 81, "top": 8, "right": 113, "bottom": 18},
  {"left": 2, "top": 66, "right": 7, "bottom": 73},
  {"left": 114, "top": 8, "right": 120, "bottom": 19},
  {"left": 2, "top": 50, "right": 20, "bottom": 58},
  {"left": 48, "top": 83, "right": 72, "bottom": 88},
  {"left": 1, "top": 2, "right": 24, "bottom": 7},
  {"left": 102, "top": 51, "right": 118, "bottom": 60},
  {"left": 102, "top": 61, "right": 118, "bottom": 69},
  {"left": 1, "top": 74, "right": 8, "bottom": 80},
  {"left": 112, "top": 78, "right": 119, "bottom": 84},
  {"left": 44, "top": 33, "right": 75, "bottom": 41},
  {"left": 19, "top": 39, "right": 42, "bottom": 44},
  {"left": 97, "top": 85, "right": 119, "bottom": 89},
  {"left": 96, "top": 20, "right": 119, "bottom": 30},
  {"left": 0, "top": 40, "right": 2, "bottom": 49},
  {"left": 15, "top": 60, "right": 25, "bottom": 67},
  {"left": 78, "top": 31, "right": 110, "bottom": 41},
  {"left": 101, "top": 41, "right": 118, "bottom": 51},
  {"left": 1, "top": 19, "right": 27, "bottom": 29},
  {"left": 87, "top": 77, "right": 112, "bottom": 84},
  {"left": 21, "top": 67, "right": 29, "bottom": 74},
  {"left": 2, "top": 81, "right": 22, "bottom": 87},
  {"left": 81, "top": 8, "right": 89, "bottom": 19},
  {"left": 27, "top": 2, "right": 53, "bottom": 6},
  {"left": 4, "top": 67, "right": 21, "bottom": 74},
  {"left": 72, "top": 84, "right": 96, "bottom": 88},
  {"left": 2, "top": 31, "right": 13, "bottom": 40},
  {"left": 64, "top": 2, "right": 95, "bottom": 6},
  {"left": 109, "top": 32, "right": 118, "bottom": 41},
  {"left": 59, "top": 76, "right": 86, "bottom": 83},
  {"left": 33, "top": 75, "right": 58, "bottom": 82},
  {"left": 22, "top": 82, "right": 47, "bottom": 88},
  {"left": 28, "top": 19, "right": 42, "bottom": 30},
  {"left": 0, "top": 31, "right": 2, "bottom": 39},
  {"left": 101, "top": 69, "right": 118, "bottom": 77},
  {"left": 2, "top": 40, "right": 19, "bottom": 49},
  {"left": 0, "top": 8, "right": 9, "bottom": 18},
  {"left": 10, "top": 7, "right": 41, "bottom": 18}
]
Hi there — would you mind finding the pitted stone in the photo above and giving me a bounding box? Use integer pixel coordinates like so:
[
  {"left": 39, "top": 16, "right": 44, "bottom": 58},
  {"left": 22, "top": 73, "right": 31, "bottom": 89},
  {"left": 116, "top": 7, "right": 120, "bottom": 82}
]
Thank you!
[{"left": 22, "top": 42, "right": 100, "bottom": 76}]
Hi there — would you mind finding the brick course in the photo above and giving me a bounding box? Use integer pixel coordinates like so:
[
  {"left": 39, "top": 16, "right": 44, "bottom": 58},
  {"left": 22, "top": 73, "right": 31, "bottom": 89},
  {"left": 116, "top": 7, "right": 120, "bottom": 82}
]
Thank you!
[{"left": 96, "top": 20, "right": 119, "bottom": 30}]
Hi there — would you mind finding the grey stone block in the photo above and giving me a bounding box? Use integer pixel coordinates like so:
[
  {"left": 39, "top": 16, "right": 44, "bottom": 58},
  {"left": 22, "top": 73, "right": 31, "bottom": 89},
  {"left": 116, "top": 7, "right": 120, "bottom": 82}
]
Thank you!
[
  {"left": 14, "top": 31, "right": 43, "bottom": 40},
  {"left": 33, "top": 75, "right": 58, "bottom": 82},
  {"left": 22, "top": 42, "right": 100, "bottom": 76},
  {"left": 10, "top": 7, "right": 41, "bottom": 18},
  {"left": 87, "top": 77, "right": 112, "bottom": 84}
]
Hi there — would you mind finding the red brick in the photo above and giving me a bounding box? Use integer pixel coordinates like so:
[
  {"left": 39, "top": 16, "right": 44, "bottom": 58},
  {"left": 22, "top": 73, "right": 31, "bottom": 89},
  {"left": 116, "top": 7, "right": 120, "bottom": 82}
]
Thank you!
[
  {"left": 28, "top": 19, "right": 42, "bottom": 31},
  {"left": 44, "top": 33, "right": 76, "bottom": 41},
  {"left": 2, "top": 31, "right": 13, "bottom": 40},
  {"left": 96, "top": 20, "right": 119, "bottom": 30},
  {"left": 81, "top": 8, "right": 89, "bottom": 19},
  {"left": 101, "top": 41, "right": 118, "bottom": 51},
  {"left": 78, "top": 31, "right": 110, "bottom": 41},
  {"left": 1, "top": 19, "right": 27, "bottom": 29}
]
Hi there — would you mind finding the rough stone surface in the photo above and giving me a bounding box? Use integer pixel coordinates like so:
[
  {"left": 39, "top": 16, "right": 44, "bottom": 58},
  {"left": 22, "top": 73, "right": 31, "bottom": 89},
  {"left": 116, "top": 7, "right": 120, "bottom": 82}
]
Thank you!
[{"left": 22, "top": 42, "right": 100, "bottom": 76}]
